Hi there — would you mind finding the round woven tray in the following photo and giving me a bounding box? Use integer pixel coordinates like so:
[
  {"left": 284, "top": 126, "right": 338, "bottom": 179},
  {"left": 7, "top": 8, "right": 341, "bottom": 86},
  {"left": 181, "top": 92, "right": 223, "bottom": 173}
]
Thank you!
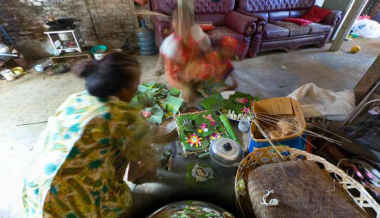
[{"left": 234, "top": 146, "right": 380, "bottom": 218}]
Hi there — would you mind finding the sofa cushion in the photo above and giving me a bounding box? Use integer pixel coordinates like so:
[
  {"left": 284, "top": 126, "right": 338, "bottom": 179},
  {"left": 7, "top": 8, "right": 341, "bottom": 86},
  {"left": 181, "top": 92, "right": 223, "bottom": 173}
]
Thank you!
[
  {"left": 289, "top": 9, "right": 307, "bottom": 18},
  {"left": 284, "top": 18, "right": 312, "bottom": 26},
  {"left": 309, "top": 23, "right": 332, "bottom": 33},
  {"left": 272, "top": 21, "right": 311, "bottom": 36},
  {"left": 302, "top": 6, "right": 332, "bottom": 23},
  {"left": 269, "top": 11, "right": 291, "bottom": 21},
  {"left": 264, "top": 23, "right": 290, "bottom": 39},
  {"left": 208, "top": 26, "right": 245, "bottom": 46},
  {"left": 196, "top": 14, "right": 226, "bottom": 26},
  {"left": 270, "top": 21, "right": 331, "bottom": 37}
]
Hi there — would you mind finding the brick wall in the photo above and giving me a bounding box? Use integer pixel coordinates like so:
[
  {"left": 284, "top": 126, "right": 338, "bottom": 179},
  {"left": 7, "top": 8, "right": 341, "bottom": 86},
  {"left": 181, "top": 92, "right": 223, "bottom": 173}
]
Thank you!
[{"left": 0, "top": 0, "right": 137, "bottom": 48}]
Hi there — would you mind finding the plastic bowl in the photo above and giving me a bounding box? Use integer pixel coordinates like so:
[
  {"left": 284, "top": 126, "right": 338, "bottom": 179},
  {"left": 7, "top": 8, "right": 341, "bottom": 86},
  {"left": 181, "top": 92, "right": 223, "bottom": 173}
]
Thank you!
[{"left": 90, "top": 45, "right": 108, "bottom": 55}]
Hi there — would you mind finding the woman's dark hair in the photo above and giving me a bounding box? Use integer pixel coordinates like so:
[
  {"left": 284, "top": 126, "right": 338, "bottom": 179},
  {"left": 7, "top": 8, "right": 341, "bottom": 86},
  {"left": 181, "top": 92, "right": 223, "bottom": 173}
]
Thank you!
[{"left": 79, "top": 52, "right": 141, "bottom": 98}]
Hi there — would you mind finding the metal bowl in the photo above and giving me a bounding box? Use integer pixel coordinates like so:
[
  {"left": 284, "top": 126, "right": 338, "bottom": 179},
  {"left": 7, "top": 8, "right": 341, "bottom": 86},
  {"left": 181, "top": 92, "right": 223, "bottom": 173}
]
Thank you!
[
  {"left": 210, "top": 138, "right": 244, "bottom": 167},
  {"left": 148, "top": 201, "right": 234, "bottom": 218}
]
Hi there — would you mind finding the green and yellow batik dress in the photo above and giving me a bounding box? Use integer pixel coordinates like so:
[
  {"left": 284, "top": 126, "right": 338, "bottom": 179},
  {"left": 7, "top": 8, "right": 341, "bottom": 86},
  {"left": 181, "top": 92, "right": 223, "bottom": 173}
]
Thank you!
[{"left": 23, "top": 91, "right": 152, "bottom": 218}]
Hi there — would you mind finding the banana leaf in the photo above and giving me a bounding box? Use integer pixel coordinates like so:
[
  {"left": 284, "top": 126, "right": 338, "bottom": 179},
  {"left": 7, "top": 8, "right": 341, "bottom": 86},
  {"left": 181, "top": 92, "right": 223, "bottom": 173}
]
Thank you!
[
  {"left": 145, "top": 104, "right": 164, "bottom": 124},
  {"left": 169, "top": 88, "right": 181, "bottom": 97},
  {"left": 200, "top": 93, "right": 225, "bottom": 111},
  {"left": 164, "top": 95, "right": 183, "bottom": 114}
]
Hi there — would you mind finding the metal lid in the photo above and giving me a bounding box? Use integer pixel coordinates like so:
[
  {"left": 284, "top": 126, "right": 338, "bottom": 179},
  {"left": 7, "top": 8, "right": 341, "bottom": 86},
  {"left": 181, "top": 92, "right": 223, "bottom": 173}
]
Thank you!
[{"left": 210, "top": 138, "right": 243, "bottom": 167}]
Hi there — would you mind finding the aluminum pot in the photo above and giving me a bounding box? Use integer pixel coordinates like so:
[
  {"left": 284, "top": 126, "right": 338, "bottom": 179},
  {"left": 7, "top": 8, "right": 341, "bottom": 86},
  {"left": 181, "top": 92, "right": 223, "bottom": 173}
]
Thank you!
[{"left": 209, "top": 138, "right": 244, "bottom": 167}]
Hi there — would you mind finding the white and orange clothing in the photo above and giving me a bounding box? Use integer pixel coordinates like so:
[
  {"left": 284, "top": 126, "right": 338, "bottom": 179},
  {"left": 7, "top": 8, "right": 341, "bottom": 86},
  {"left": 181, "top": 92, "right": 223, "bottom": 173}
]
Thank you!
[{"left": 160, "top": 25, "right": 211, "bottom": 86}]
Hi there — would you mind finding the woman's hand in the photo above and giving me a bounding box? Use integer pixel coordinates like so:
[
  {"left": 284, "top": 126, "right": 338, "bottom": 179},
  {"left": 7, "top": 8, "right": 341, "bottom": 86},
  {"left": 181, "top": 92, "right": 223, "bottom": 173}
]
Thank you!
[
  {"left": 152, "top": 120, "right": 177, "bottom": 144},
  {"left": 126, "top": 160, "right": 158, "bottom": 184}
]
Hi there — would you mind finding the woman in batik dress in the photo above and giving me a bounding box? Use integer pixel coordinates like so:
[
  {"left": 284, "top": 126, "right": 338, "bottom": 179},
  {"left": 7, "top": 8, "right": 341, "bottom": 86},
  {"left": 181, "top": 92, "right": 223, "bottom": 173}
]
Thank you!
[{"left": 23, "top": 53, "right": 157, "bottom": 218}]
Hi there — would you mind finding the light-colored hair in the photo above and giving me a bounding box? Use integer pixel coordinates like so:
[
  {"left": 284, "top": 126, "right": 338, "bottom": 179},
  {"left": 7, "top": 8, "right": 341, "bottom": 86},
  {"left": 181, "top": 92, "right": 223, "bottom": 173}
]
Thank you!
[{"left": 172, "top": 2, "right": 195, "bottom": 40}]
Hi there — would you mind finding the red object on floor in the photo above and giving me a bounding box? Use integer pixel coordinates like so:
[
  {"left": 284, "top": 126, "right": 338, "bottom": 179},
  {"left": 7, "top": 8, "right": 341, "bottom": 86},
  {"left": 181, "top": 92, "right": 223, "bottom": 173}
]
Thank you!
[
  {"left": 200, "top": 24, "right": 215, "bottom": 31},
  {"left": 283, "top": 18, "right": 312, "bottom": 26},
  {"left": 302, "top": 6, "right": 332, "bottom": 23}
]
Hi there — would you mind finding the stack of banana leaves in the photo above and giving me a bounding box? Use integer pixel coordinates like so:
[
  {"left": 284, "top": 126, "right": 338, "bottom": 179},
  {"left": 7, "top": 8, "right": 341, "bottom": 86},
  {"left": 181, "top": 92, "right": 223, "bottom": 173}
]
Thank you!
[{"left": 131, "top": 82, "right": 184, "bottom": 124}]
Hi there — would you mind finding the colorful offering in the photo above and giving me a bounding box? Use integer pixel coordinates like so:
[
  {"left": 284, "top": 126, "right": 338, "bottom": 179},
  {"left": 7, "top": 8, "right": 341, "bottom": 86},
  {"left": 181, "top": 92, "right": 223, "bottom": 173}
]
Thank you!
[
  {"left": 201, "top": 91, "right": 259, "bottom": 121},
  {"left": 176, "top": 111, "right": 237, "bottom": 157}
]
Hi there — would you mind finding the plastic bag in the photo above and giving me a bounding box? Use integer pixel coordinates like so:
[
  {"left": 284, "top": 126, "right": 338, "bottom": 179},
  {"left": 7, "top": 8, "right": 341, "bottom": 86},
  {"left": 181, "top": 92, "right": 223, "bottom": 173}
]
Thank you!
[
  {"left": 288, "top": 83, "right": 355, "bottom": 121},
  {"left": 351, "top": 19, "right": 380, "bottom": 39}
]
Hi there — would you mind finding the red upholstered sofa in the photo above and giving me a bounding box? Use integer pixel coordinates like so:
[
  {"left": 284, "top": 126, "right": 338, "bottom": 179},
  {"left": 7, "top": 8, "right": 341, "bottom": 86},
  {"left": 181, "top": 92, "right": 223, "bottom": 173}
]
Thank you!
[
  {"left": 149, "top": 0, "right": 258, "bottom": 59},
  {"left": 236, "top": 0, "right": 343, "bottom": 57}
]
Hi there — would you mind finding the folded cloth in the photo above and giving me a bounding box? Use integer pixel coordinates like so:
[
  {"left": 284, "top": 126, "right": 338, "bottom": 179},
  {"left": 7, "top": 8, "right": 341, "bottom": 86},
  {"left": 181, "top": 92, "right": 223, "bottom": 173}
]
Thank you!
[
  {"left": 302, "top": 6, "right": 332, "bottom": 23},
  {"left": 272, "top": 21, "right": 311, "bottom": 36},
  {"left": 283, "top": 18, "right": 312, "bottom": 26}
]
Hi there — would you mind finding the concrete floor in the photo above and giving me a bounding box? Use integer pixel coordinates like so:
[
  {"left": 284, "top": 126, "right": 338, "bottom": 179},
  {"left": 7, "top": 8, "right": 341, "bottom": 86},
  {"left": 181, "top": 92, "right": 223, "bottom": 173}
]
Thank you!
[{"left": 0, "top": 38, "right": 379, "bottom": 217}]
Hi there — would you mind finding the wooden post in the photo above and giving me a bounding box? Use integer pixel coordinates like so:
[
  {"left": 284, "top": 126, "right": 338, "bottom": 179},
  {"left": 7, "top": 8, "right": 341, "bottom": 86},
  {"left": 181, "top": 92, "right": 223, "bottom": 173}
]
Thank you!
[
  {"left": 330, "top": 0, "right": 369, "bottom": 51},
  {"left": 354, "top": 55, "right": 380, "bottom": 102}
]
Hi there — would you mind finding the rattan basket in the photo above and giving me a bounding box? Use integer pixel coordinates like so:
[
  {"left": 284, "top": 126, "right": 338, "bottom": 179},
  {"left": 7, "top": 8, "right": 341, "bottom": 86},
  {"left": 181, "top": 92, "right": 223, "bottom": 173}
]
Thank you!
[
  {"left": 251, "top": 97, "right": 306, "bottom": 142},
  {"left": 234, "top": 146, "right": 380, "bottom": 218}
]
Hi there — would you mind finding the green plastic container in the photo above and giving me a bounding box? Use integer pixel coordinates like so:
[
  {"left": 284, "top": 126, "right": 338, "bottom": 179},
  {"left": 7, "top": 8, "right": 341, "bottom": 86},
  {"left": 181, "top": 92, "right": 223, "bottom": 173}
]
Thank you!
[{"left": 91, "top": 45, "right": 108, "bottom": 60}]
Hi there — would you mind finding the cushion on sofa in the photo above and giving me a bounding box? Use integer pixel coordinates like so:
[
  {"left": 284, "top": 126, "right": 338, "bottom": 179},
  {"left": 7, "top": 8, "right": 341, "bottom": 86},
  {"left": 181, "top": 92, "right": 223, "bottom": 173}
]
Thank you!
[
  {"left": 269, "top": 11, "right": 291, "bottom": 21},
  {"left": 272, "top": 21, "right": 310, "bottom": 36},
  {"left": 264, "top": 23, "right": 290, "bottom": 39},
  {"left": 309, "top": 23, "right": 332, "bottom": 33},
  {"left": 302, "top": 6, "right": 332, "bottom": 23},
  {"left": 289, "top": 10, "right": 307, "bottom": 18},
  {"left": 283, "top": 18, "right": 312, "bottom": 26},
  {"left": 196, "top": 14, "right": 226, "bottom": 26},
  {"left": 271, "top": 21, "right": 332, "bottom": 37}
]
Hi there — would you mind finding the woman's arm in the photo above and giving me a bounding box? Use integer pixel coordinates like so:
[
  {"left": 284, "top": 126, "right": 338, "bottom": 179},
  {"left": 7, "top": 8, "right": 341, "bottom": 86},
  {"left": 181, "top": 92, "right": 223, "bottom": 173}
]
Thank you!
[{"left": 192, "top": 24, "right": 211, "bottom": 52}]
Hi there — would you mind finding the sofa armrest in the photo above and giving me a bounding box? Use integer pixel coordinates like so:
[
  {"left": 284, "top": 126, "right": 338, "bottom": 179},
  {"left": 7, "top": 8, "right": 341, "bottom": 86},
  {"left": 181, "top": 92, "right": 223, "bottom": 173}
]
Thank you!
[
  {"left": 224, "top": 11, "right": 257, "bottom": 36},
  {"left": 252, "top": 15, "right": 267, "bottom": 34},
  {"left": 322, "top": 10, "right": 343, "bottom": 27}
]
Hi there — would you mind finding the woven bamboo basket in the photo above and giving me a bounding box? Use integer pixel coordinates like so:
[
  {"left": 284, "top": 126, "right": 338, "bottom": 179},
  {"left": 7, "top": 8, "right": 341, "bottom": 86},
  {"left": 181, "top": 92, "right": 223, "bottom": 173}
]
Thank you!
[
  {"left": 251, "top": 97, "right": 306, "bottom": 143},
  {"left": 234, "top": 146, "right": 380, "bottom": 218}
]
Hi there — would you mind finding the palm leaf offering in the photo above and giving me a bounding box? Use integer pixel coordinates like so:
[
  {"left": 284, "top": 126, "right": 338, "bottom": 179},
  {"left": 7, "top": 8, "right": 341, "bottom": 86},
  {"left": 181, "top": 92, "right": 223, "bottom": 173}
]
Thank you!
[
  {"left": 200, "top": 92, "right": 259, "bottom": 120},
  {"left": 131, "top": 82, "right": 184, "bottom": 124},
  {"left": 176, "top": 111, "right": 236, "bottom": 157}
]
